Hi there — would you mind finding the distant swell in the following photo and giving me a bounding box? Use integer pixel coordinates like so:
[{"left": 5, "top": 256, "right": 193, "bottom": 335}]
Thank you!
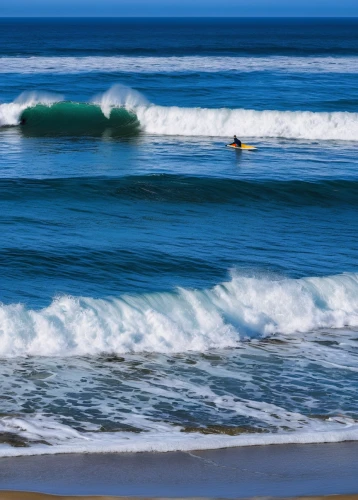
[
  {"left": 0, "top": 176, "right": 357, "bottom": 206},
  {"left": 1, "top": 88, "right": 358, "bottom": 140},
  {"left": 1, "top": 56, "right": 358, "bottom": 74},
  {"left": 1, "top": 273, "right": 358, "bottom": 357}
]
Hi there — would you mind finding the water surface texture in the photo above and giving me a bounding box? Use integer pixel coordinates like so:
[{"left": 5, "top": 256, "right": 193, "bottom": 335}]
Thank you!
[{"left": 0, "top": 18, "right": 358, "bottom": 456}]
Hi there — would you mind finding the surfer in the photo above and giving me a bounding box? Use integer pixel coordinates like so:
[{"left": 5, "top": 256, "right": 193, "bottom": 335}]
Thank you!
[
  {"left": 233, "top": 135, "right": 241, "bottom": 147},
  {"left": 226, "top": 138, "right": 256, "bottom": 150}
]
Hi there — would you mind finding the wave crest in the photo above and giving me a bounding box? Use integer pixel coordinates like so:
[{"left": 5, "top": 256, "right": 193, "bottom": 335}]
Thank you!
[
  {"left": 0, "top": 177, "right": 357, "bottom": 206},
  {"left": 1, "top": 273, "right": 358, "bottom": 358},
  {"left": 1, "top": 87, "right": 358, "bottom": 140},
  {"left": 93, "top": 84, "right": 148, "bottom": 119},
  {"left": 136, "top": 105, "right": 358, "bottom": 141},
  {"left": 0, "top": 91, "right": 62, "bottom": 127}
]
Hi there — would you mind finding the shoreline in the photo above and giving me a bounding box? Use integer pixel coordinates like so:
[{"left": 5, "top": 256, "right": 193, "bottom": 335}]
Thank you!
[
  {"left": 1, "top": 496, "right": 358, "bottom": 500},
  {"left": 1, "top": 442, "right": 358, "bottom": 498}
]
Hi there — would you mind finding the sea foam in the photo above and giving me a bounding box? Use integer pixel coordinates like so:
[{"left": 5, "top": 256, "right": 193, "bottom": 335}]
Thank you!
[
  {"left": 136, "top": 105, "right": 358, "bottom": 141},
  {"left": 93, "top": 84, "right": 148, "bottom": 119},
  {"left": 1, "top": 413, "right": 358, "bottom": 457},
  {"left": 1, "top": 272, "right": 358, "bottom": 358}
]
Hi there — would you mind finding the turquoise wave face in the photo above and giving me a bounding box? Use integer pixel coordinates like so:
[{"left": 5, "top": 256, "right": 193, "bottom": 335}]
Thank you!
[{"left": 20, "top": 102, "right": 140, "bottom": 136}]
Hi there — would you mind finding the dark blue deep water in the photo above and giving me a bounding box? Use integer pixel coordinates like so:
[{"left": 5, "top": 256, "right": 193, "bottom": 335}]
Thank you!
[{"left": 0, "top": 19, "right": 357, "bottom": 456}]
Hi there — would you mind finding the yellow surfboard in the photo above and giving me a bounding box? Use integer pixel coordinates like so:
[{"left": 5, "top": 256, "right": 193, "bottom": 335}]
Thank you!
[{"left": 226, "top": 143, "right": 257, "bottom": 150}]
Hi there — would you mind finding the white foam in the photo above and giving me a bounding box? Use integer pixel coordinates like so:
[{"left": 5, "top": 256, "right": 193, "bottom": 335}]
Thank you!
[
  {"left": 93, "top": 84, "right": 148, "bottom": 118},
  {"left": 1, "top": 56, "right": 358, "bottom": 74},
  {"left": 1, "top": 272, "right": 358, "bottom": 358},
  {"left": 0, "top": 91, "right": 62, "bottom": 127},
  {"left": 2, "top": 86, "right": 357, "bottom": 141},
  {"left": 135, "top": 104, "right": 358, "bottom": 140},
  {"left": 1, "top": 413, "right": 358, "bottom": 458}
]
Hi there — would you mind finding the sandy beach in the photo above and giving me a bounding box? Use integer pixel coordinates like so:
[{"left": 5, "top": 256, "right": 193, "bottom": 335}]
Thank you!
[{"left": 1, "top": 443, "right": 358, "bottom": 498}]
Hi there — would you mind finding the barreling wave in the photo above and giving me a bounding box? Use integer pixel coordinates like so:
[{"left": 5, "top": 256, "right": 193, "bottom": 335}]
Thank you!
[
  {"left": 1, "top": 176, "right": 357, "bottom": 206},
  {"left": 0, "top": 91, "right": 62, "bottom": 127},
  {"left": 20, "top": 102, "right": 140, "bottom": 136},
  {"left": 1, "top": 86, "right": 358, "bottom": 140},
  {"left": 0, "top": 89, "right": 141, "bottom": 136},
  {"left": 1, "top": 272, "right": 358, "bottom": 358}
]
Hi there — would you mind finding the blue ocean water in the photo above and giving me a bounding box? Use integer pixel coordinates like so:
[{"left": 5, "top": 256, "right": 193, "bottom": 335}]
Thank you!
[{"left": 0, "top": 18, "right": 358, "bottom": 456}]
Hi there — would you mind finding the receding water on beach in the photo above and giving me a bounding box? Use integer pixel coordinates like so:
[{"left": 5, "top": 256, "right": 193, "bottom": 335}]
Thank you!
[{"left": 0, "top": 18, "right": 358, "bottom": 457}]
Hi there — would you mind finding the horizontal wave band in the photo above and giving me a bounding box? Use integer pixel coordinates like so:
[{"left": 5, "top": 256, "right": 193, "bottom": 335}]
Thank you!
[
  {"left": 1, "top": 272, "right": 358, "bottom": 358},
  {"left": 1, "top": 56, "right": 358, "bottom": 74},
  {"left": 1, "top": 88, "right": 358, "bottom": 140},
  {"left": 1, "top": 416, "right": 358, "bottom": 457},
  {"left": 137, "top": 105, "right": 358, "bottom": 141},
  {"left": 1, "top": 176, "right": 357, "bottom": 206}
]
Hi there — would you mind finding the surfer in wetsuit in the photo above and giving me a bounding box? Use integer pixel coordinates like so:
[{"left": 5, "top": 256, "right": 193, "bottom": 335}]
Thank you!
[{"left": 233, "top": 135, "right": 241, "bottom": 147}]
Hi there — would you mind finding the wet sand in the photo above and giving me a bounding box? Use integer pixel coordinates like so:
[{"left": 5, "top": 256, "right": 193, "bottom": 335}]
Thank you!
[
  {"left": 1, "top": 496, "right": 358, "bottom": 500},
  {"left": 0, "top": 495, "right": 120, "bottom": 500},
  {"left": 0, "top": 443, "right": 358, "bottom": 498}
]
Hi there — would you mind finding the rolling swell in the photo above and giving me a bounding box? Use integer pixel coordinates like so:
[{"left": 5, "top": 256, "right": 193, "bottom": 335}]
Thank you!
[
  {"left": 1, "top": 176, "right": 357, "bottom": 206},
  {"left": 0, "top": 272, "right": 358, "bottom": 357}
]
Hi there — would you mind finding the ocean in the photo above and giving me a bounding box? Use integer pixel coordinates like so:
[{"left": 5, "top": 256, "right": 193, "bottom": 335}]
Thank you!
[{"left": 0, "top": 18, "right": 358, "bottom": 456}]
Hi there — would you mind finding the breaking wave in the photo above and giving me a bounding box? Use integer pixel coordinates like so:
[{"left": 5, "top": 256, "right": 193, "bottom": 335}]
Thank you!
[
  {"left": 1, "top": 272, "right": 358, "bottom": 358},
  {"left": 136, "top": 105, "right": 358, "bottom": 141},
  {"left": 1, "top": 86, "right": 358, "bottom": 140},
  {"left": 0, "top": 91, "right": 62, "bottom": 127},
  {"left": 0, "top": 90, "right": 140, "bottom": 136}
]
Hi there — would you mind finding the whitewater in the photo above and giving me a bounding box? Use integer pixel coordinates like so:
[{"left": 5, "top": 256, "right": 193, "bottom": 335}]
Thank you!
[
  {"left": 1, "top": 88, "right": 358, "bottom": 141},
  {"left": 1, "top": 416, "right": 358, "bottom": 457},
  {"left": 136, "top": 105, "right": 358, "bottom": 140},
  {"left": 0, "top": 272, "right": 358, "bottom": 358}
]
